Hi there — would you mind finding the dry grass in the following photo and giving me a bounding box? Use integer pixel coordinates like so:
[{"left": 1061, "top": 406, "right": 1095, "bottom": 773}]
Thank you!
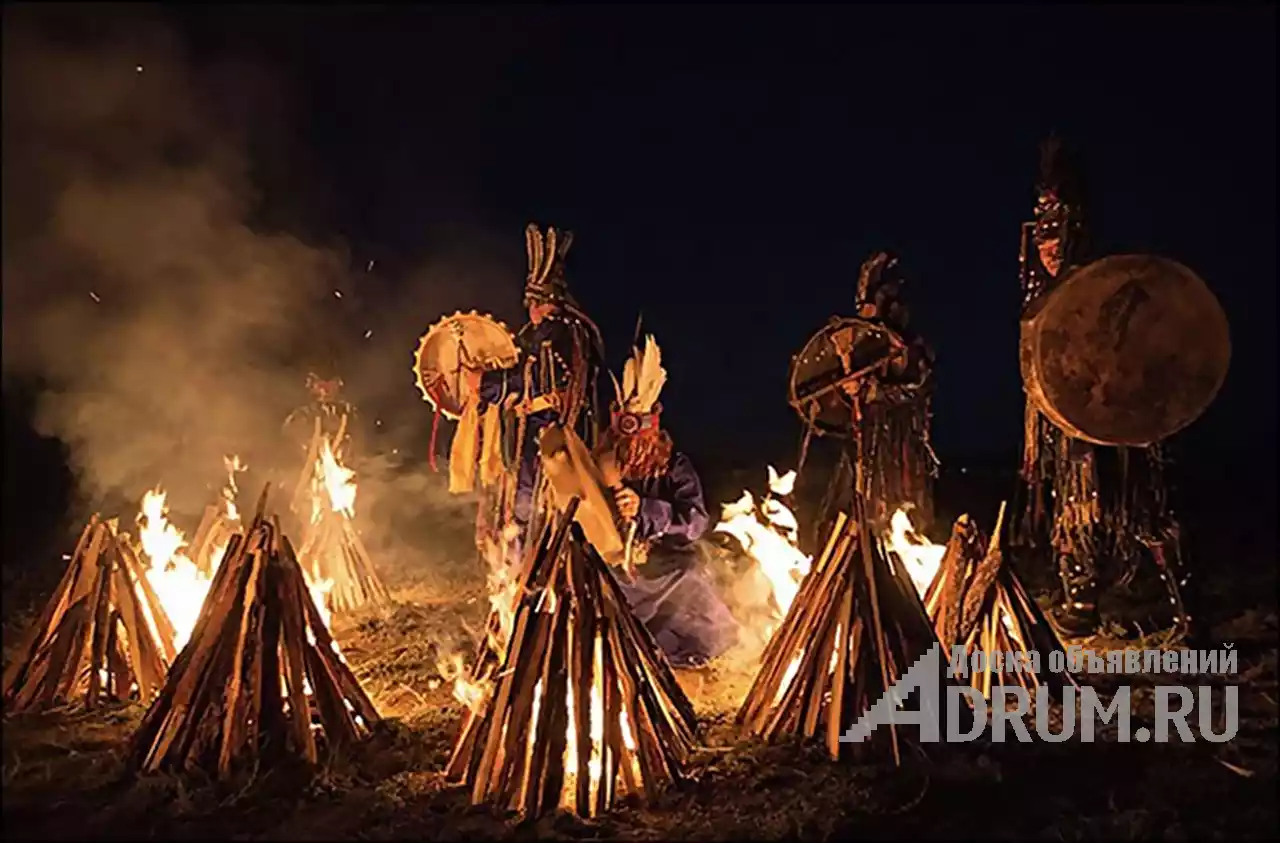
[{"left": 3, "top": 511, "right": 1278, "bottom": 841}]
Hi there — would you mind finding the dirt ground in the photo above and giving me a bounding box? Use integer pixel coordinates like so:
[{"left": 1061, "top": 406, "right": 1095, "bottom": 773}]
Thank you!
[{"left": 3, "top": 491, "right": 1277, "bottom": 841}]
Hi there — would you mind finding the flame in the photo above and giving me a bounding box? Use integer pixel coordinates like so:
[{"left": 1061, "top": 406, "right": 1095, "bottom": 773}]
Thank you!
[
  {"left": 207, "top": 455, "right": 245, "bottom": 571},
  {"left": 881, "top": 507, "right": 945, "bottom": 598},
  {"left": 441, "top": 653, "right": 488, "bottom": 711},
  {"left": 713, "top": 467, "right": 810, "bottom": 641},
  {"left": 137, "top": 489, "right": 214, "bottom": 652},
  {"left": 308, "top": 577, "right": 335, "bottom": 638},
  {"left": 313, "top": 438, "right": 356, "bottom": 522},
  {"left": 563, "top": 635, "right": 636, "bottom": 797},
  {"left": 528, "top": 637, "right": 642, "bottom": 814},
  {"left": 136, "top": 453, "right": 337, "bottom": 660},
  {"left": 222, "top": 455, "right": 246, "bottom": 522},
  {"left": 444, "top": 523, "right": 522, "bottom": 712}
]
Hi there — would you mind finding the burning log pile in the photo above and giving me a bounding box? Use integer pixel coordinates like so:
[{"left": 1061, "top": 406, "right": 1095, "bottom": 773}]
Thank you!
[
  {"left": 3, "top": 517, "right": 178, "bottom": 713},
  {"left": 128, "top": 487, "right": 380, "bottom": 779},
  {"left": 447, "top": 499, "right": 698, "bottom": 819},
  {"left": 737, "top": 504, "right": 964, "bottom": 763},
  {"left": 293, "top": 420, "right": 391, "bottom": 615},
  {"left": 924, "top": 504, "right": 1076, "bottom": 697}
]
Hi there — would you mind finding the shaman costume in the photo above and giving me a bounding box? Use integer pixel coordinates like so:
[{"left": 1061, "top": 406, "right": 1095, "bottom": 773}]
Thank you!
[
  {"left": 475, "top": 224, "right": 607, "bottom": 545},
  {"left": 283, "top": 373, "right": 358, "bottom": 457},
  {"left": 806, "top": 252, "right": 939, "bottom": 541},
  {"left": 604, "top": 336, "right": 741, "bottom": 668},
  {"left": 1015, "top": 137, "right": 1190, "bottom": 638}
]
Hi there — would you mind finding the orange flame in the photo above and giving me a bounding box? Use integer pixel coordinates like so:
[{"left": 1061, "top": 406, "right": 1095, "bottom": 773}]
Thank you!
[{"left": 713, "top": 467, "right": 810, "bottom": 641}]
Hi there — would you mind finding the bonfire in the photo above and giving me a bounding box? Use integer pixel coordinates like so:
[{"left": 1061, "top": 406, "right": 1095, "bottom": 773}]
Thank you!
[
  {"left": 922, "top": 504, "right": 1077, "bottom": 697},
  {"left": 128, "top": 486, "right": 380, "bottom": 779},
  {"left": 447, "top": 499, "right": 698, "bottom": 819},
  {"left": 293, "top": 421, "right": 391, "bottom": 615},
  {"left": 737, "top": 499, "right": 969, "bottom": 763},
  {"left": 2, "top": 516, "right": 177, "bottom": 713}
]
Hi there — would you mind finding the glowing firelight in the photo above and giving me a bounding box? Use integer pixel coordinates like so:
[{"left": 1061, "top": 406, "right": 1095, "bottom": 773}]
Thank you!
[
  {"left": 714, "top": 467, "right": 811, "bottom": 639},
  {"left": 881, "top": 507, "right": 945, "bottom": 598},
  {"left": 137, "top": 489, "right": 213, "bottom": 652},
  {"left": 443, "top": 522, "right": 522, "bottom": 711},
  {"left": 136, "top": 455, "right": 338, "bottom": 658},
  {"left": 314, "top": 438, "right": 357, "bottom": 521}
]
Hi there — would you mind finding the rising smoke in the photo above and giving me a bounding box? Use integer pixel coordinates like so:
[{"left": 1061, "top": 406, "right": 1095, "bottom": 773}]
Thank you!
[{"left": 1, "top": 6, "right": 514, "bottom": 559}]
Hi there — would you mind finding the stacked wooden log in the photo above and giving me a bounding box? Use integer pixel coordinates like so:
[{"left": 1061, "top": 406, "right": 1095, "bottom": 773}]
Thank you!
[
  {"left": 297, "top": 503, "right": 392, "bottom": 615},
  {"left": 447, "top": 499, "right": 698, "bottom": 819},
  {"left": 3, "top": 517, "right": 177, "bottom": 713},
  {"left": 924, "top": 503, "right": 1077, "bottom": 698},
  {"left": 128, "top": 487, "right": 380, "bottom": 779},
  {"left": 737, "top": 502, "right": 965, "bottom": 764},
  {"left": 292, "top": 418, "right": 391, "bottom": 615}
]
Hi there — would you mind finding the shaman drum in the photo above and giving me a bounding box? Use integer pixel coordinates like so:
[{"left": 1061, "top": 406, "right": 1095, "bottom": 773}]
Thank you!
[
  {"left": 788, "top": 316, "right": 907, "bottom": 438},
  {"left": 413, "top": 310, "right": 519, "bottom": 420},
  {"left": 1020, "top": 254, "right": 1230, "bottom": 446}
]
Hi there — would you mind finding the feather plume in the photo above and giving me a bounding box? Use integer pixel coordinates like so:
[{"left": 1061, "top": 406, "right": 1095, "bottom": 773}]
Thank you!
[
  {"left": 614, "top": 334, "right": 668, "bottom": 413},
  {"left": 634, "top": 335, "right": 666, "bottom": 412},
  {"left": 621, "top": 355, "right": 637, "bottom": 407}
]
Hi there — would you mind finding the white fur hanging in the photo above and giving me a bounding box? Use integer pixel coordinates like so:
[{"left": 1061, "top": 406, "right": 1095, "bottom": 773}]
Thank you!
[{"left": 614, "top": 334, "right": 667, "bottom": 414}]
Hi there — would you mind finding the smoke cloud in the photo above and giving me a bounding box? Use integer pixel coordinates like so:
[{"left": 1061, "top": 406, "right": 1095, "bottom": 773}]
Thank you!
[{"left": 1, "top": 6, "right": 516, "bottom": 565}]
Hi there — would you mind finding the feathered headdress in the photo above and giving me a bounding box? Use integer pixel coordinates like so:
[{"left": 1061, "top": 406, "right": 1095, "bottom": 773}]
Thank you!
[
  {"left": 524, "top": 222, "right": 576, "bottom": 306},
  {"left": 610, "top": 334, "right": 667, "bottom": 435}
]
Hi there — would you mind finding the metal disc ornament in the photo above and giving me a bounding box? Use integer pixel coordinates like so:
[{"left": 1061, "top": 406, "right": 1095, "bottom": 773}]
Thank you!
[
  {"left": 413, "top": 310, "right": 519, "bottom": 421},
  {"left": 788, "top": 316, "right": 907, "bottom": 438},
  {"left": 1020, "top": 253, "right": 1230, "bottom": 446}
]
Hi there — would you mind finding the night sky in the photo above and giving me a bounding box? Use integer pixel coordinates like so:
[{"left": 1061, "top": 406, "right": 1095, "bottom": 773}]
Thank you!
[{"left": 16, "top": 5, "right": 1280, "bottom": 475}]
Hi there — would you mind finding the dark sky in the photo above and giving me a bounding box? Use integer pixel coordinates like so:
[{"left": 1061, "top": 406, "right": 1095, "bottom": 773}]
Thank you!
[{"left": 69, "top": 5, "right": 1280, "bottom": 466}]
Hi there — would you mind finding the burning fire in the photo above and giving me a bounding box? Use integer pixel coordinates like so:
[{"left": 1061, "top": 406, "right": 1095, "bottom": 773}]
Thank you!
[
  {"left": 222, "top": 454, "right": 246, "bottom": 522},
  {"left": 137, "top": 490, "right": 214, "bottom": 652},
  {"left": 713, "top": 467, "right": 810, "bottom": 640},
  {"left": 881, "top": 507, "right": 945, "bottom": 598},
  {"left": 135, "top": 455, "right": 336, "bottom": 657},
  {"left": 313, "top": 438, "right": 356, "bottom": 522},
  {"left": 442, "top": 522, "right": 522, "bottom": 712},
  {"left": 527, "top": 636, "right": 642, "bottom": 813}
]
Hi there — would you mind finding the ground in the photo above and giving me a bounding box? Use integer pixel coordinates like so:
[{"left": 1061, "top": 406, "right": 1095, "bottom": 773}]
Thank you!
[{"left": 3, "top": 474, "right": 1277, "bottom": 841}]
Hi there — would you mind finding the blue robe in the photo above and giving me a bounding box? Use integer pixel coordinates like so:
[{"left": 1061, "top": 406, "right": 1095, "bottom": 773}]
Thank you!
[
  {"left": 478, "top": 309, "right": 604, "bottom": 534},
  {"left": 616, "top": 452, "right": 742, "bottom": 668}
]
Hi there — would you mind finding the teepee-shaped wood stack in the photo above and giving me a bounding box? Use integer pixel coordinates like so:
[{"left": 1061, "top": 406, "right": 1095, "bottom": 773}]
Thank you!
[
  {"left": 128, "top": 487, "right": 379, "bottom": 779},
  {"left": 3, "top": 516, "right": 177, "bottom": 713},
  {"left": 737, "top": 502, "right": 968, "bottom": 763},
  {"left": 924, "top": 503, "right": 1077, "bottom": 698},
  {"left": 447, "top": 499, "right": 698, "bottom": 820},
  {"left": 293, "top": 420, "right": 391, "bottom": 615}
]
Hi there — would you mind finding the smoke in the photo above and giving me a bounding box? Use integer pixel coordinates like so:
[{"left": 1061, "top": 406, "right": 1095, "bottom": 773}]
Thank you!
[{"left": 1, "top": 7, "right": 515, "bottom": 565}]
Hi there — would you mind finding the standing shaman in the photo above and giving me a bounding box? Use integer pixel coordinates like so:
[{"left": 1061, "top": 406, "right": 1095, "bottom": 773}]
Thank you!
[
  {"left": 467, "top": 223, "right": 607, "bottom": 549},
  {"left": 789, "top": 251, "right": 939, "bottom": 543},
  {"left": 1015, "top": 137, "right": 1197, "bottom": 639}
]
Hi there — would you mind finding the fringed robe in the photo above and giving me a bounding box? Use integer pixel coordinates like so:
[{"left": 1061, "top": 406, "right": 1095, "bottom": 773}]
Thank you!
[{"left": 477, "top": 308, "right": 605, "bottom": 540}]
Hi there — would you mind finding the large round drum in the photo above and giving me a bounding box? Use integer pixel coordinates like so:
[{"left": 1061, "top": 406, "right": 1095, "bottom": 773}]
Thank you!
[
  {"left": 413, "top": 311, "right": 519, "bottom": 420},
  {"left": 1020, "top": 254, "right": 1230, "bottom": 446},
  {"left": 788, "top": 317, "right": 905, "bottom": 438}
]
